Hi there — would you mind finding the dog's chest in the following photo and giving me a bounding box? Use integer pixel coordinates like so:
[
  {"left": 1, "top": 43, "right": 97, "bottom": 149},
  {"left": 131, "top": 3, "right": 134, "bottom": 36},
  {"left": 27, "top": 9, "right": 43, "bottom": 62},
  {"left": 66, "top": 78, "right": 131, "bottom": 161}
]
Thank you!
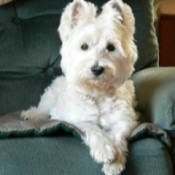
[
  {"left": 76, "top": 95, "right": 117, "bottom": 126},
  {"left": 51, "top": 87, "right": 119, "bottom": 127}
]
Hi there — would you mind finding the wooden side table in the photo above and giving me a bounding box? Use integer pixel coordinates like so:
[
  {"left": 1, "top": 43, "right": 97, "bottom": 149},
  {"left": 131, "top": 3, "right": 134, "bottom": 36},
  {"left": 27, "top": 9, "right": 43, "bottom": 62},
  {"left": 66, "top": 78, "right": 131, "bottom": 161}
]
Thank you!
[{"left": 157, "top": 0, "right": 175, "bottom": 66}]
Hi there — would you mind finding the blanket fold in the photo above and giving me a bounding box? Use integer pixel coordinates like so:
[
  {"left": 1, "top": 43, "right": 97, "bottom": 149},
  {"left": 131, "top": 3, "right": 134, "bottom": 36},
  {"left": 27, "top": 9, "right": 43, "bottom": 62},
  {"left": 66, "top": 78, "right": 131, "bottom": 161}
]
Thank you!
[{"left": 0, "top": 111, "right": 171, "bottom": 148}]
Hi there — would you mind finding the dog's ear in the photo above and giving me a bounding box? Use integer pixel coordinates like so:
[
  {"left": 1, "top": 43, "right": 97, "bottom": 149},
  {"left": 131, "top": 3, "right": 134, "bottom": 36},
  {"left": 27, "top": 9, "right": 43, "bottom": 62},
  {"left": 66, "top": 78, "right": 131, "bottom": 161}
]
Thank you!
[
  {"left": 101, "top": 0, "right": 124, "bottom": 23},
  {"left": 71, "top": 0, "right": 87, "bottom": 26},
  {"left": 101, "top": 0, "right": 135, "bottom": 39},
  {"left": 58, "top": 0, "right": 97, "bottom": 42},
  {"left": 101, "top": 0, "right": 137, "bottom": 65}
]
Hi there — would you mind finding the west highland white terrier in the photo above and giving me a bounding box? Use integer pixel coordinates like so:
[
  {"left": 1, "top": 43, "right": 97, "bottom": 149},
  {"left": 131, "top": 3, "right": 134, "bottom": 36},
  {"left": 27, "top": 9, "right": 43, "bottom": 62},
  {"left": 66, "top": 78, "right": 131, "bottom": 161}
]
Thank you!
[{"left": 21, "top": 0, "right": 138, "bottom": 174}]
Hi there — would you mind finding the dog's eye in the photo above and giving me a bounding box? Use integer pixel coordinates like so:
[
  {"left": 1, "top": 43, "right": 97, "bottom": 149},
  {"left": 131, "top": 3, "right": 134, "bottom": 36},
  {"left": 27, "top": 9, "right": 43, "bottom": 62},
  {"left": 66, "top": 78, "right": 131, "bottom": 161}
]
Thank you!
[
  {"left": 106, "top": 43, "right": 115, "bottom": 52},
  {"left": 81, "top": 43, "right": 89, "bottom": 51}
]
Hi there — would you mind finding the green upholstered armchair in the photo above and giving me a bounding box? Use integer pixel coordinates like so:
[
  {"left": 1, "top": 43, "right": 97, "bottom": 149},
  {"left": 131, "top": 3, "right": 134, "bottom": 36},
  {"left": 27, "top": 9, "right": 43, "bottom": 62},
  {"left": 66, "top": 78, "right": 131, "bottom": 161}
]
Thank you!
[{"left": 0, "top": 0, "right": 175, "bottom": 174}]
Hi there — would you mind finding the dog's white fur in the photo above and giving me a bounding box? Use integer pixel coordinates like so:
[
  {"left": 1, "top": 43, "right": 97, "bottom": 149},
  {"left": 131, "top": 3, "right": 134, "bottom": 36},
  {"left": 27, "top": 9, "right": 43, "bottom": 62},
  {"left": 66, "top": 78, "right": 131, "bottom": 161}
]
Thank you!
[{"left": 21, "top": 0, "right": 138, "bottom": 174}]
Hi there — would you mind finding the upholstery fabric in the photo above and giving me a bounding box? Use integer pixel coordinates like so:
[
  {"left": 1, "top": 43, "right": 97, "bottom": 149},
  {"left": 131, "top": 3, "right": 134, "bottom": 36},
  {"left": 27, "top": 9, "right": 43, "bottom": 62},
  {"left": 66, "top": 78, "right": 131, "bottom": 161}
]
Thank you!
[
  {"left": 123, "top": 0, "right": 159, "bottom": 71},
  {"left": 0, "top": 0, "right": 174, "bottom": 175},
  {"left": 0, "top": 0, "right": 61, "bottom": 115},
  {"left": 0, "top": 137, "right": 172, "bottom": 175},
  {"left": 133, "top": 67, "right": 175, "bottom": 133},
  {"left": 0, "top": 112, "right": 172, "bottom": 175}
]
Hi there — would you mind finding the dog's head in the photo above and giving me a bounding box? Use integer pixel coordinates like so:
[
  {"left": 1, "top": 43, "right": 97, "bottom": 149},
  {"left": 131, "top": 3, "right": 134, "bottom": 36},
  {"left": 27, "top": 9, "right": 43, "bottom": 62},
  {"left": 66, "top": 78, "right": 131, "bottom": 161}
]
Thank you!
[{"left": 58, "top": 0, "right": 137, "bottom": 95}]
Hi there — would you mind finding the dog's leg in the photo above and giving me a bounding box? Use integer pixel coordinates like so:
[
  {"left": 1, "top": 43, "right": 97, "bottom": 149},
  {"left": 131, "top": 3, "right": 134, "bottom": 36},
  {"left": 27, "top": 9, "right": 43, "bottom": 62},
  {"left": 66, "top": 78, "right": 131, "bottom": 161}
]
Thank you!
[
  {"left": 21, "top": 106, "right": 50, "bottom": 121},
  {"left": 103, "top": 113, "right": 137, "bottom": 175},
  {"left": 74, "top": 122, "right": 117, "bottom": 164},
  {"left": 103, "top": 129, "right": 128, "bottom": 175},
  {"left": 21, "top": 86, "right": 56, "bottom": 120}
]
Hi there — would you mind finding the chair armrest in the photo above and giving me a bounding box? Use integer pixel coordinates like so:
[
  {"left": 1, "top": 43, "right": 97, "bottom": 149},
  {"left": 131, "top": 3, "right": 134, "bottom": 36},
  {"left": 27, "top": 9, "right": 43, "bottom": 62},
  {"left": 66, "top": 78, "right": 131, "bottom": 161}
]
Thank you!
[{"left": 132, "top": 67, "right": 175, "bottom": 134}]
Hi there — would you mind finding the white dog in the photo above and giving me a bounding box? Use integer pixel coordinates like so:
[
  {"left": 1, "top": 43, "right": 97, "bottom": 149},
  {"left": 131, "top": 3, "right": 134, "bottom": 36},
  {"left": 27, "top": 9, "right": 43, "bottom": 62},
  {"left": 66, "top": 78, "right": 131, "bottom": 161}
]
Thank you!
[{"left": 21, "top": 0, "right": 138, "bottom": 174}]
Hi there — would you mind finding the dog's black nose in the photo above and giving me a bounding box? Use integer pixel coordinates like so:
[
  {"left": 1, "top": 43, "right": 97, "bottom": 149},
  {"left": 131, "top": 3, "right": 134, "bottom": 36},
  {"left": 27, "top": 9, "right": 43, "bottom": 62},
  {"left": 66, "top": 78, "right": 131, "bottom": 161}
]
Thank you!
[{"left": 91, "top": 65, "right": 104, "bottom": 76}]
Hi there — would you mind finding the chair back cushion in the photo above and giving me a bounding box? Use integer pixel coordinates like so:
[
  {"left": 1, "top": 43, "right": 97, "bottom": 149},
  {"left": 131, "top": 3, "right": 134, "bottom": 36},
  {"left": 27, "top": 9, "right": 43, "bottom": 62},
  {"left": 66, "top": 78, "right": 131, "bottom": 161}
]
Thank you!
[{"left": 0, "top": 0, "right": 158, "bottom": 115}]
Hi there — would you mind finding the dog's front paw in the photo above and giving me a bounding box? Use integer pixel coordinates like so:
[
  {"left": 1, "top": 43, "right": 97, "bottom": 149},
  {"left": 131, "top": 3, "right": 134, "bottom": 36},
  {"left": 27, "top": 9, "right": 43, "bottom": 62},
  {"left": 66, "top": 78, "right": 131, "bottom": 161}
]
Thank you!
[
  {"left": 103, "top": 160, "right": 125, "bottom": 175},
  {"left": 21, "top": 107, "right": 49, "bottom": 121},
  {"left": 90, "top": 137, "right": 117, "bottom": 163},
  {"left": 21, "top": 107, "right": 38, "bottom": 120},
  {"left": 102, "top": 153, "right": 126, "bottom": 175}
]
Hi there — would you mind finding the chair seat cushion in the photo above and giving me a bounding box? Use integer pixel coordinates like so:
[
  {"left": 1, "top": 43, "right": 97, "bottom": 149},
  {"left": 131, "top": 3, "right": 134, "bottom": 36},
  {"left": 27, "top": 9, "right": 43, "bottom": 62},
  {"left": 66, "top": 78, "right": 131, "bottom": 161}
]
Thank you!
[
  {"left": 0, "top": 137, "right": 172, "bottom": 175},
  {"left": 0, "top": 111, "right": 172, "bottom": 175}
]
